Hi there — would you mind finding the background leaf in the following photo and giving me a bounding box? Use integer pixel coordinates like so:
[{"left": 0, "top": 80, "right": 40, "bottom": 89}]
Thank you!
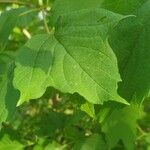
[
  {"left": 109, "top": 1, "right": 150, "bottom": 101},
  {"left": 102, "top": 102, "right": 142, "bottom": 150},
  {"left": 0, "top": 7, "right": 37, "bottom": 51},
  {"left": 0, "top": 52, "right": 19, "bottom": 125}
]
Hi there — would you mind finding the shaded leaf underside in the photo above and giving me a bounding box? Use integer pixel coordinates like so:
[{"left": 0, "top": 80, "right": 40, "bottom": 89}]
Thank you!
[
  {"left": 0, "top": 53, "right": 19, "bottom": 125},
  {"left": 109, "top": 0, "right": 150, "bottom": 102}
]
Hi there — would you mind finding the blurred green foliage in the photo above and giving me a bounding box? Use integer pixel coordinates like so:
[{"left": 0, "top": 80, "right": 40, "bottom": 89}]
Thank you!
[{"left": 0, "top": 0, "right": 149, "bottom": 150}]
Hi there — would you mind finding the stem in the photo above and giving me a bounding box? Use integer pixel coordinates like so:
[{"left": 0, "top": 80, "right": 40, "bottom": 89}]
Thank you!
[
  {"left": 137, "top": 134, "right": 147, "bottom": 140},
  {"left": 136, "top": 125, "right": 148, "bottom": 140},
  {"left": 19, "top": 7, "right": 45, "bottom": 17},
  {"left": 39, "top": 0, "right": 50, "bottom": 34},
  {"left": 0, "top": 0, "right": 33, "bottom": 7},
  {"left": 42, "top": 10, "right": 50, "bottom": 34},
  {"left": 137, "top": 125, "right": 146, "bottom": 135}
]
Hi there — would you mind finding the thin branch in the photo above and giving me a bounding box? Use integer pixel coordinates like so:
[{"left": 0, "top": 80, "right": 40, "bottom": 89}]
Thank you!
[
  {"left": 136, "top": 125, "right": 148, "bottom": 140},
  {"left": 19, "top": 8, "right": 40, "bottom": 16},
  {"left": 136, "top": 134, "right": 147, "bottom": 141}
]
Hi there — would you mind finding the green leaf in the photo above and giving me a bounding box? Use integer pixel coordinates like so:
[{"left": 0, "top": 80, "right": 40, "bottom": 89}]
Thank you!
[
  {"left": 50, "top": 0, "right": 103, "bottom": 25},
  {"left": 13, "top": 8, "right": 128, "bottom": 105},
  {"left": 81, "top": 102, "right": 95, "bottom": 118},
  {"left": 0, "top": 7, "right": 37, "bottom": 51},
  {"left": 33, "top": 139, "right": 66, "bottom": 150},
  {"left": 0, "top": 127, "right": 24, "bottom": 150},
  {"left": 44, "top": 141, "right": 66, "bottom": 150},
  {"left": 16, "top": 8, "right": 37, "bottom": 28},
  {"left": 0, "top": 9, "right": 17, "bottom": 51},
  {"left": 101, "top": 0, "right": 146, "bottom": 15},
  {"left": 73, "top": 134, "right": 108, "bottom": 150},
  {"left": 102, "top": 102, "right": 142, "bottom": 150},
  {"left": 0, "top": 52, "right": 19, "bottom": 125},
  {"left": 109, "top": 1, "right": 150, "bottom": 101},
  {"left": 50, "top": 0, "right": 146, "bottom": 26}
]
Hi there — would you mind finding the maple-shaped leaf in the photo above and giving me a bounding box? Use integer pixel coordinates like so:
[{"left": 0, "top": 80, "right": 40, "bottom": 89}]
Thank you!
[{"left": 13, "top": 8, "right": 128, "bottom": 105}]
